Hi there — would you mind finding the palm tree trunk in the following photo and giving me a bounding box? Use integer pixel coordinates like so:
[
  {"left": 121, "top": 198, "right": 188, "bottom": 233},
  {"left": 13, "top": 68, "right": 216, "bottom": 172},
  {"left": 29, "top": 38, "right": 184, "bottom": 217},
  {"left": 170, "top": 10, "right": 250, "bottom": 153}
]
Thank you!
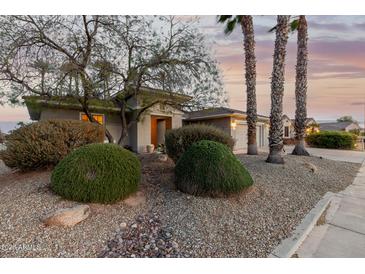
[
  {"left": 292, "top": 16, "right": 310, "bottom": 156},
  {"left": 241, "top": 16, "right": 258, "bottom": 155},
  {"left": 266, "top": 15, "right": 291, "bottom": 164}
]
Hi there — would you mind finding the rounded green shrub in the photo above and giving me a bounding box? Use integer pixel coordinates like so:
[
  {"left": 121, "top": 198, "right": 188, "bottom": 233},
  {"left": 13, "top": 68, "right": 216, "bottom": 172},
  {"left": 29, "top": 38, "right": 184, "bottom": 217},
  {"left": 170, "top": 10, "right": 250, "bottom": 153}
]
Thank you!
[
  {"left": 165, "top": 124, "right": 235, "bottom": 163},
  {"left": 175, "top": 140, "right": 253, "bottom": 197},
  {"left": 305, "top": 131, "right": 357, "bottom": 149},
  {"left": 1, "top": 120, "right": 104, "bottom": 171},
  {"left": 51, "top": 143, "right": 141, "bottom": 204}
]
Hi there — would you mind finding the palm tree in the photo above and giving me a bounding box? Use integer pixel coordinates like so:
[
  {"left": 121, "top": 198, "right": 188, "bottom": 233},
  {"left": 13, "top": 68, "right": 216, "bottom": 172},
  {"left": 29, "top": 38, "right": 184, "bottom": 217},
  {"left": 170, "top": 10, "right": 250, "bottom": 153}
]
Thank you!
[
  {"left": 217, "top": 15, "right": 258, "bottom": 155},
  {"left": 266, "top": 15, "right": 291, "bottom": 164},
  {"left": 291, "top": 15, "right": 310, "bottom": 156}
]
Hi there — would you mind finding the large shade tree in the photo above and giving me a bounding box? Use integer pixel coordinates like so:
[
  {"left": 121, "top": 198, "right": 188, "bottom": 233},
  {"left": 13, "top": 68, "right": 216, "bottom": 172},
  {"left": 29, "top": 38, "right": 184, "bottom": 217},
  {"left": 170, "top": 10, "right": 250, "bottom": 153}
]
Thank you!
[
  {"left": 217, "top": 15, "right": 258, "bottom": 155},
  {"left": 266, "top": 15, "right": 291, "bottom": 164},
  {"left": 0, "top": 16, "right": 226, "bottom": 144},
  {"left": 291, "top": 15, "right": 310, "bottom": 156}
]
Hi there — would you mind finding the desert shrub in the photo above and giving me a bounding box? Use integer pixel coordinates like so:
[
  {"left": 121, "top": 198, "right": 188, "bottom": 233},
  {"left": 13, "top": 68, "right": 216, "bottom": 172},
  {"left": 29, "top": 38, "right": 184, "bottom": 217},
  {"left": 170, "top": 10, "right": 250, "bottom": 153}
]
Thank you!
[
  {"left": 175, "top": 140, "right": 253, "bottom": 197},
  {"left": 349, "top": 128, "right": 360, "bottom": 136},
  {"left": 305, "top": 131, "right": 357, "bottom": 149},
  {"left": 51, "top": 143, "right": 141, "bottom": 204},
  {"left": 0, "top": 120, "right": 104, "bottom": 170},
  {"left": 0, "top": 129, "right": 5, "bottom": 144},
  {"left": 165, "top": 124, "right": 235, "bottom": 162}
]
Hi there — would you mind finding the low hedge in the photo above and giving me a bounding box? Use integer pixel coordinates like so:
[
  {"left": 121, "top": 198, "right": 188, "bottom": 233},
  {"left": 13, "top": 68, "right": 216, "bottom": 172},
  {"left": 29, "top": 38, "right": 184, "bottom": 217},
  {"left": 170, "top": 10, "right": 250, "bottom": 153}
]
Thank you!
[
  {"left": 0, "top": 120, "right": 104, "bottom": 170},
  {"left": 165, "top": 124, "right": 235, "bottom": 162},
  {"left": 175, "top": 140, "right": 253, "bottom": 197},
  {"left": 305, "top": 131, "right": 357, "bottom": 149},
  {"left": 51, "top": 143, "right": 141, "bottom": 204}
]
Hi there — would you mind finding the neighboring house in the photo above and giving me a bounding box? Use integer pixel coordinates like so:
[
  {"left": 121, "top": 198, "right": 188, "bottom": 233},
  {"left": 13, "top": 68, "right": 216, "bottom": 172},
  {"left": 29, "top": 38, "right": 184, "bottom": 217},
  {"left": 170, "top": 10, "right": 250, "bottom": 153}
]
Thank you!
[
  {"left": 282, "top": 115, "right": 318, "bottom": 141},
  {"left": 282, "top": 115, "right": 295, "bottom": 140},
  {"left": 319, "top": 121, "right": 360, "bottom": 132},
  {"left": 24, "top": 87, "right": 190, "bottom": 153},
  {"left": 184, "top": 107, "right": 269, "bottom": 151}
]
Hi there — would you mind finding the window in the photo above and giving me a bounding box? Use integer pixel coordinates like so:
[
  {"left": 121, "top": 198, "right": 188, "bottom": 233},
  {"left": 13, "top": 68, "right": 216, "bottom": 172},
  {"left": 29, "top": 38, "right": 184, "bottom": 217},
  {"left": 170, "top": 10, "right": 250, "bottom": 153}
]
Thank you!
[
  {"left": 80, "top": 113, "right": 104, "bottom": 125},
  {"left": 284, "top": 126, "right": 289, "bottom": 137}
]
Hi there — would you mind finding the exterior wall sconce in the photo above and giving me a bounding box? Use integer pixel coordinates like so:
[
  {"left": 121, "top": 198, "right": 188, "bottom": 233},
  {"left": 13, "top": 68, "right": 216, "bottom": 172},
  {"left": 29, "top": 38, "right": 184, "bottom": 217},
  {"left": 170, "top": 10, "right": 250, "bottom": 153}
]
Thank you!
[{"left": 231, "top": 119, "right": 237, "bottom": 130}]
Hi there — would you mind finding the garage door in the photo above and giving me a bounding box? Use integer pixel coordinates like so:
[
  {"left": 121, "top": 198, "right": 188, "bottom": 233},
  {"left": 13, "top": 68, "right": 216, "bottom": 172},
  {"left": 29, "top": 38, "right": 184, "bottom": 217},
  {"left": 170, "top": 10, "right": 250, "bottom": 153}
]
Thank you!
[{"left": 233, "top": 124, "right": 247, "bottom": 150}]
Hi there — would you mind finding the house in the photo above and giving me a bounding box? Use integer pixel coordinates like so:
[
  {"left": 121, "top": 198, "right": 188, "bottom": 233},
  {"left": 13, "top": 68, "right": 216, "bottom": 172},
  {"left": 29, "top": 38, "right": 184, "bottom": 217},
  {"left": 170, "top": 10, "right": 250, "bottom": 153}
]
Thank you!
[
  {"left": 319, "top": 121, "right": 360, "bottom": 132},
  {"left": 24, "top": 89, "right": 270, "bottom": 153},
  {"left": 184, "top": 107, "right": 269, "bottom": 151},
  {"left": 23, "top": 87, "right": 190, "bottom": 153},
  {"left": 282, "top": 115, "right": 295, "bottom": 140},
  {"left": 282, "top": 115, "right": 318, "bottom": 142}
]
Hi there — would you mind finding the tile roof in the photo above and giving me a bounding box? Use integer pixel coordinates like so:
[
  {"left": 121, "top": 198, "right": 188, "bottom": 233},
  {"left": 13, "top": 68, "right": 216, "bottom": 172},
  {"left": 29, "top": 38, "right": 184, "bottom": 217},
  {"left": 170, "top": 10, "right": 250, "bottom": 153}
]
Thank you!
[{"left": 319, "top": 121, "right": 355, "bottom": 131}]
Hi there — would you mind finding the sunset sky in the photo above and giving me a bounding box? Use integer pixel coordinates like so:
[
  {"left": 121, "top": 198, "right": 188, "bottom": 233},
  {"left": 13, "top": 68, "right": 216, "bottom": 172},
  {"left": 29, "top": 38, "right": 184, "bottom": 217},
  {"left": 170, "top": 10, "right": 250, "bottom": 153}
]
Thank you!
[{"left": 1, "top": 15, "right": 365, "bottom": 126}]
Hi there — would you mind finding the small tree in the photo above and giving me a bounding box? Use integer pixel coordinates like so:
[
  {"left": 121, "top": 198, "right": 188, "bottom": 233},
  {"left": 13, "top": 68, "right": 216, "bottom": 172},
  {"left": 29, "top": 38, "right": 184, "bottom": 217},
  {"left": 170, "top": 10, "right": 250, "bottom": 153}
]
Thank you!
[
  {"left": 217, "top": 15, "right": 258, "bottom": 155},
  {"left": 291, "top": 15, "right": 310, "bottom": 156},
  {"left": 0, "top": 16, "right": 226, "bottom": 144},
  {"left": 266, "top": 15, "right": 291, "bottom": 164}
]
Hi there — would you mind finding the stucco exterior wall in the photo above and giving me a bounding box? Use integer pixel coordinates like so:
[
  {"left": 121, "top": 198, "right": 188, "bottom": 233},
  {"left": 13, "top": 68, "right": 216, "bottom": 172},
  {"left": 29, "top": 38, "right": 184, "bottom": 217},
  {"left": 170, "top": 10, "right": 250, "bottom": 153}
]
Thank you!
[
  {"left": 185, "top": 117, "right": 231, "bottom": 133},
  {"left": 37, "top": 103, "right": 184, "bottom": 153},
  {"left": 185, "top": 116, "right": 269, "bottom": 151},
  {"left": 40, "top": 108, "right": 80, "bottom": 121},
  {"left": 135, "top": 103, "right": 184, "bottom": 153},
  {"left": 345, "top": 123, "right": 360, "bottom": 132}
]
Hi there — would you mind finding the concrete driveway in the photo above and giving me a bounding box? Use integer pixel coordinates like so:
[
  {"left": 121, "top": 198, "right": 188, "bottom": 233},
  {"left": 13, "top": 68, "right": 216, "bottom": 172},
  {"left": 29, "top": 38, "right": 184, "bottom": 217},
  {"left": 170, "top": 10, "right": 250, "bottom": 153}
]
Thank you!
[
  {"left": 255, "top": 145, "right": 365, "bottom": 164},
  {"left": 283, "top": 146, "right": 365, "bottom": 164}
]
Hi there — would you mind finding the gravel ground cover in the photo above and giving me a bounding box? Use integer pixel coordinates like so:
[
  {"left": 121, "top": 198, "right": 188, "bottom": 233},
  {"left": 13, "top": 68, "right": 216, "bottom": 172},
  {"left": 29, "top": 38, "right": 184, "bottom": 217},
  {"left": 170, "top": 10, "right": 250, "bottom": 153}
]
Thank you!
[{"left": 0, "top": 153, "right": 360, "bottom": 258}]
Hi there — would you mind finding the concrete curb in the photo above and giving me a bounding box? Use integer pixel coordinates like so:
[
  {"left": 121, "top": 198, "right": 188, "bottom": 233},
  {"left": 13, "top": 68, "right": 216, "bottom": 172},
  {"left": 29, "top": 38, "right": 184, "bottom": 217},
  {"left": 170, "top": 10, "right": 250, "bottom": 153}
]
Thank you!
[{"left": 269, "top": 191, "right": 334, "bottom": 258}]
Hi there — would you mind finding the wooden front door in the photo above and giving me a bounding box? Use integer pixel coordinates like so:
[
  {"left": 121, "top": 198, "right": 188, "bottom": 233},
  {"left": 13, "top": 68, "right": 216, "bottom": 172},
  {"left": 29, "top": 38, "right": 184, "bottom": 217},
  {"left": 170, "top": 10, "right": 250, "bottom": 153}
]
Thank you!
[{"left": 150, "top": 115, "right": 172, "bottom": 147}]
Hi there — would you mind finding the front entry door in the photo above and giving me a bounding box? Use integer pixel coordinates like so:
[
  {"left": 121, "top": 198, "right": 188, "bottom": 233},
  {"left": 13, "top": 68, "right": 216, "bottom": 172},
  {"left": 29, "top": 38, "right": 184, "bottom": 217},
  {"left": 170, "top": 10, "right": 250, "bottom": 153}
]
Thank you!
[{"left": 150, "top": 115, "right": 172, "bottom": 147}]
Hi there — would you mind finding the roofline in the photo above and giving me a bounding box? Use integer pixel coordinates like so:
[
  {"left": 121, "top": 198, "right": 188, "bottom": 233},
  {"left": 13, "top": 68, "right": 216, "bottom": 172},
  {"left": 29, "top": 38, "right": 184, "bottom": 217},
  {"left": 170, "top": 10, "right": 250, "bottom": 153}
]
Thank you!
[
  {"left": 184, "top": 112, "right": 269, "bottom": 121},
  {"left": 24, "top": 97, "right": 121, "bottom": 112},
  {"left": 115, "top": 86, "right": 192, "bottom": 102}
]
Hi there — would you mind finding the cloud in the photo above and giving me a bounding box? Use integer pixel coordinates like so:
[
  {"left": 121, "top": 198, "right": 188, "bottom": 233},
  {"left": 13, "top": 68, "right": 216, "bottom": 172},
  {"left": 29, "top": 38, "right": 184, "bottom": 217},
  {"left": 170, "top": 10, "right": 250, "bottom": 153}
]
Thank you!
[{"left": 307, "top": 21, "right": 351, "bottom": 32}]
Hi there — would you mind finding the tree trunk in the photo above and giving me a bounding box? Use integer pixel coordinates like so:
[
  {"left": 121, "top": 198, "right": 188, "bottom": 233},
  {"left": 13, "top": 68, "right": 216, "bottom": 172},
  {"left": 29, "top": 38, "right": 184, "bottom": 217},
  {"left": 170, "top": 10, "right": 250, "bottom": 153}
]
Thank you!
[
  {"left": 266, "top": 15, "right": 291, "bottom": 164},
  {"left": 117, "top": 101, "right": 129, "bottom": 145},
  {"left": 292, "top": 15, "right": 310, "bottom": 156},
  {"left": 241, "top": 16, "right": 258, "bottom": 155},
  {"left": 80, "top": 100, "right": 114, "bottom": 143},
  {"left": 79, "top": 73, "right": 114, "bottom": 143}
]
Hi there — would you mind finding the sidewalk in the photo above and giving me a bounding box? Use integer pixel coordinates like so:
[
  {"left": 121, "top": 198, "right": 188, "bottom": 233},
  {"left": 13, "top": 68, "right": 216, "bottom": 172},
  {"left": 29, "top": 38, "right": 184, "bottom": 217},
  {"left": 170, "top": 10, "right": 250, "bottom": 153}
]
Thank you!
[{"left": 296, "top": 161, "right": 365, "bottom": 257}]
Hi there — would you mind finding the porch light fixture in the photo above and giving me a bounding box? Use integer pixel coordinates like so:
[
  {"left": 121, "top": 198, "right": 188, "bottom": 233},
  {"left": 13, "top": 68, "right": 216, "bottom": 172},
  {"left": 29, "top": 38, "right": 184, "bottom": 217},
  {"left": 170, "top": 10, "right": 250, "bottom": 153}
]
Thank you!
[{"left": 231, "top": 120, "right": 237, "bottom": 130}]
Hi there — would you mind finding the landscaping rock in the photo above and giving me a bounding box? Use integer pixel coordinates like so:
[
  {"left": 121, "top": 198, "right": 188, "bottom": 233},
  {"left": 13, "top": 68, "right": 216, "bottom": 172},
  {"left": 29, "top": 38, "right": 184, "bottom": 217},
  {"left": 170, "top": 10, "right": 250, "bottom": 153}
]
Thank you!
[
  {"left": 303, "top": 162, "right": 318, "bottom": 173},
  {"left": 120, "top": 222, "right": 127, "bottom": 229},
  {"left": 124, "top": 191, "right": 146, "bottom": 207},
  {"left": 1, "top": 152, "right": 360, "bottom": 258},
  {"left": 99, "top": 213, "right": 185, "bottom": 258},
  {"left": 157, "top": 154, "right": 168, "bottom": 162},
  {"left": 42, "top": 205, "right": 90, "bottom": 227}
]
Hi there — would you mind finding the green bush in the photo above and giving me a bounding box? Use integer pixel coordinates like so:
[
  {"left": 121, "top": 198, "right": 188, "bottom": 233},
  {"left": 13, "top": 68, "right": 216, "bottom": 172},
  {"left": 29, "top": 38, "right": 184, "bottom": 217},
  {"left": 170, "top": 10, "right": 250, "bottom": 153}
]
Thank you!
[
  {"left": 175, "top": 140, "right": 253, "bottom": 197},
  {"left": 165, "top": 124, "right": 235, "bottom": 162},
  {"left": 305, "top": 131, "right": 357, "bottom": 149},
  {"left": 0, "top": 120, "right": 104, "bottom": 170},
  {"left": 51, "top": 143, "right": 141, "bottom": 204}
]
